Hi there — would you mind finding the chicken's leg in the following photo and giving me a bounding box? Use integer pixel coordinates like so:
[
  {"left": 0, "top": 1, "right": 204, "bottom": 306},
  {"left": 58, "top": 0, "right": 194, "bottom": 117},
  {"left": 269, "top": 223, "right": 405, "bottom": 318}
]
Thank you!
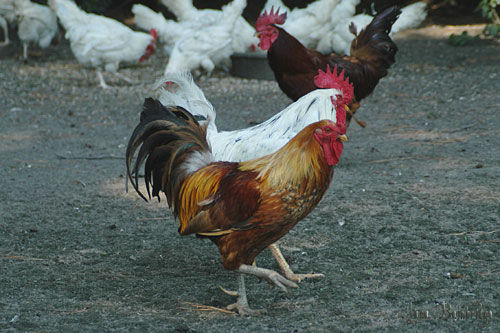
[
  {"left": 346, "top": 101, "right": 365, "bottom": 129},
  {"left": 0, "top": 17, "right": 9, "bottom": 47},
  {"left": 238, "top": 264, "right": 298, "bottom": 292},
  {"left": 22, "top": 43, "right": 28, "bottom": 61},
  {"left": 269, "top": 243, "right": 325, "bottom": 283},
  {"left": 110, "top": 71, "right": 135, "bottom": 84},
  {"left": 225, "top": 264, "right": 298, "bottom": 315},
  {"left": 97, "top": 70, "right": 109, "bottom": 89},
  {"left": 225, "top": 273, "right": 264, "bottom": 315}
]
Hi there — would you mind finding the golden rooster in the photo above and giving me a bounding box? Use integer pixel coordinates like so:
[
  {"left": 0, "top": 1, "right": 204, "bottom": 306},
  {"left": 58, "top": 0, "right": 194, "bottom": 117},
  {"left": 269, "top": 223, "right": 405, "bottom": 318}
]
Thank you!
[{"left": 126, "top": 70, "right": 350, "bottom": 314}]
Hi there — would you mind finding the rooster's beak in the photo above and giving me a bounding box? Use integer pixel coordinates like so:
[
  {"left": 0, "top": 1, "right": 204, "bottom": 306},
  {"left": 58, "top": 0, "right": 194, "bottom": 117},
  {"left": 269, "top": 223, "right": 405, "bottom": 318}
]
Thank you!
[
  {"left": 339, "top": 135, "right": 348, "bottom": 142},
  {"left": 254, "top": 31, "right": 261, "bottom": 38}
]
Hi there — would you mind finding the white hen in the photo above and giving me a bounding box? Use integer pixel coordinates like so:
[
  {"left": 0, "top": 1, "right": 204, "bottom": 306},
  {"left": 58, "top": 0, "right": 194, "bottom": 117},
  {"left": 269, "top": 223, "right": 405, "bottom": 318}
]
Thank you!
[
  {"left": 0, "top": 0, "right": 16, "bottom": 46},
  {"left": 262, "top": 0, "right": 290, "bottom": 13},
  {"left": 317, "top": 0, "right": 427, "bottom": 55},
  {"left": 132, "top": 4, "right": 184, "bottom": 55},
  {"left": 160, "top": 0, "right": 256, "bottom": 53},
  {"left": 15, "top": 0, "right": 58, "bottom": 60},
  {"left": 164, "top": 0, "right": 246, "bottom": 75},
  {"left": 316, "top": 0, "right": 361, "bottom": 54},
  {"left": 261, "top": 0, "right": 340, "bottom": 49},
  {"left": 49, "top": 0, "right": 157, "bottom": 88},
  {"left": 390, "top": 1, "right": 427, "bottom": 35}
]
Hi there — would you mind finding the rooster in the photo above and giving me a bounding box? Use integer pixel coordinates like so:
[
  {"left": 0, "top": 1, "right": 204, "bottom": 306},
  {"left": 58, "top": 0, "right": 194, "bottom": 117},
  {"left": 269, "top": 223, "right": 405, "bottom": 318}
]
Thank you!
[
  {"left": 256, "top": 6, "right": 401, "bottom": 129},
  {"left": 126, "top": 94, "right": 348, "bottom": 314},
  {"left": 155, "top": 66, "right": 353, "bottom": 283},
  {"left": 49, "top": 0, "right": 157, "bottom": 88}
]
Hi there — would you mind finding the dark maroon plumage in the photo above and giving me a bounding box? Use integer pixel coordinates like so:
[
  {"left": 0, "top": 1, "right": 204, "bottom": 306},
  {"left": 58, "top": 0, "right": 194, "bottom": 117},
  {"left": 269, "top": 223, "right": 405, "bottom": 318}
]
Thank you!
[{"left": 257, "top": 6, "right": 402, "bottom": 128}]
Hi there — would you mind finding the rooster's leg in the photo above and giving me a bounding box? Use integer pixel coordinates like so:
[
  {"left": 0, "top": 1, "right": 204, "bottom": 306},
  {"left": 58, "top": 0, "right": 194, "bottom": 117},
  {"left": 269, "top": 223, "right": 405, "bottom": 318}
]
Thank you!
[
  {"left": 0, "top": 17, "right": 9, "bottom": 47},
  {"left": 346, "top": 101, "right": 365, "bottom": 129},
  {"left": 225, "top": 273, "right": 265, "bottom": 315},
  {"left": 269, "top": 243, "right": 324, "bottom": 283},
  {"left": 97, "top": 70, "right": 109, "bottom": 89}
]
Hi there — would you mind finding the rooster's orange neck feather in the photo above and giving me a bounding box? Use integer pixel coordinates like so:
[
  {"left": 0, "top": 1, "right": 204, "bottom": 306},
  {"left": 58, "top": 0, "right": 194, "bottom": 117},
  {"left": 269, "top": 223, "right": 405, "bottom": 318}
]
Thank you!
[{"left": 239, "top": 121, "right": 331, "bottom": 191}]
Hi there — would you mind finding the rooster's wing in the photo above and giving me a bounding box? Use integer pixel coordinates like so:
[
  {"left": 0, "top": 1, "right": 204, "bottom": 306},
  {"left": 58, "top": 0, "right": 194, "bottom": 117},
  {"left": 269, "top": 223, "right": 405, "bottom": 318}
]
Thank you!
[{"left": 178, "top": 164, "right": 261, "bottom": 236}]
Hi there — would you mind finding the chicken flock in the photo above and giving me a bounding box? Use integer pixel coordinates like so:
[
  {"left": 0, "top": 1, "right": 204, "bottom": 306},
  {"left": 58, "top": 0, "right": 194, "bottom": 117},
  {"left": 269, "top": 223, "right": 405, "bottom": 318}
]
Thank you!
[
  {"left": 1, "top": 0, "right": 426, "bottom": 88},
  {"left": 2, "top": 0, "right": 429, "bottom": 315}
]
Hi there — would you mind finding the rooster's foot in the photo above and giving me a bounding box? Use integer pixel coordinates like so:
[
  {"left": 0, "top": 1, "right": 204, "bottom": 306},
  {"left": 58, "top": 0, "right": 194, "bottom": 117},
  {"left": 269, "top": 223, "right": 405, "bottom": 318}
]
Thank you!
[
  {"left": 226, "top": 300, "right": 266, "bottom": 316},
  {"left": 237, "top": 264, "right": 298, "bottom": 293},
  {"left": 225, "top": 273, "right": 266, "bottom": 315},
  {"left": 269, "top": 243, "right": 323, "bottom": 283},
  {"left": 219, "top": 286, "right": 238, "bottom": 297}
]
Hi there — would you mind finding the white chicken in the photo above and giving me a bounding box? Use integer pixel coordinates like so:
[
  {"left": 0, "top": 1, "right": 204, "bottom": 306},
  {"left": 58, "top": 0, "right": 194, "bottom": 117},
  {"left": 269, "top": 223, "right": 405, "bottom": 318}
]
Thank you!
[
  {"left": 316, "top": 0, "right": 360, "bottom": 54},
  {"left": 155, "top": 70, "right": 352, "bottom": 282},
  {"left": 49, "top": 0, "right": 157, "bottom": 88},
  {"left": 317, "top": 0, "right": 427, "bottom": 55},
  {"left": 157, "top": 70, "right": 349, "bottom": 163},
  {"left": 160, "top": 0, "right": 256, "bottom": 53},
  {"left": 163, "top": 0, "right": 246, "bottom": 75},
  {"left": 262, "top": 0, "right": 290, "bottom": 13},
  {"left": 261, "top": 0, "right": 340, "bottom": 49},
  {"left": 390, "top": 1, "right": 428, "bottom": 35},
  {"left": 15, "top": 0, "right": 58, "bottom": 60},
  {"left": 0, "top": 0, "right": 16, "bottom": 46},
  {"left": 131, "top": 4, "right": 184, "bottom": 55}
]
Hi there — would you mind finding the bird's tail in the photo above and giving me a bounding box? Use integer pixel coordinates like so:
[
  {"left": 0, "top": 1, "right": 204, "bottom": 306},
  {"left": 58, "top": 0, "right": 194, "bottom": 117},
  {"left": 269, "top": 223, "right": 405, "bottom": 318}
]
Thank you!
[
  {"left": 132, "top": 4, "right": 169, "bottom": 36},
  {"left": 126, "top": 98, "right": 212, "bottom": 209},
  {"left": 154, "top": 72, "right": 217, "bottom": 132},
  {"left": 48, "top": 0, "right": 86, "bottom": 29},
  {"left": 221, "top": 0, "right": 247, "bottom": 24},
  {"left": 350, "top": 6, "right": 401, "bottom": 76},
  {"left": 160, "top": 0, "right": 196, "bottom": 20}
]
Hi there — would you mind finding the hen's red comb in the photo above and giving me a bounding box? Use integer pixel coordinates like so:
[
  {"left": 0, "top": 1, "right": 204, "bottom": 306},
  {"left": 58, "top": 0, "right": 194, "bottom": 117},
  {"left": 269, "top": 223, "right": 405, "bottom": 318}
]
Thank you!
[{"left": 256, "top": 6, "right": 287, "bottom": 31}]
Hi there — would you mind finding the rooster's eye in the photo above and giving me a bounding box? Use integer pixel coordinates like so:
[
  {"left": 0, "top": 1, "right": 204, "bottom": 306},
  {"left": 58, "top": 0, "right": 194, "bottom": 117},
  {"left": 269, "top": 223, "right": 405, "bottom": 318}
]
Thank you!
[{"left": 324, "top": 127, "right": 331, "bottom": 132}]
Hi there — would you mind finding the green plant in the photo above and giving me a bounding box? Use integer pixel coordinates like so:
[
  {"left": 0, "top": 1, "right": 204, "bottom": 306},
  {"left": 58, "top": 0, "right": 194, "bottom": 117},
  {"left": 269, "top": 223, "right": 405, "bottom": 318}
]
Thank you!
[
  {"left": 478, "top": 0, "right": 500, "bottom": 36},
  {"left": 448, "top": 31, "right": 478, "bottom": 46}
]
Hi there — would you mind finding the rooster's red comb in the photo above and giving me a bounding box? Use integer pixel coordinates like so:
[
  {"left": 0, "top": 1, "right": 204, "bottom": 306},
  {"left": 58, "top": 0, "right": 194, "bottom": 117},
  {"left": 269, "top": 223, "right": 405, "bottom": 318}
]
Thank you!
[
  {"left": 256, "top": 6, "right": 287, "bottom": 31},
  {"left": 314, "top": 65, "right": 353, "bottom": 128},
  {"left": 314, "top": 65, "right": 353, "bottom": 102}
]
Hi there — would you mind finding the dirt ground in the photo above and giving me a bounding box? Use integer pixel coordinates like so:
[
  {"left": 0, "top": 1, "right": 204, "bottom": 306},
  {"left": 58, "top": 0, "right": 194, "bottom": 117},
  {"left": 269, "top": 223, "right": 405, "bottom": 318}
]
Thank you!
[{"left": 0, "top": 23, "right": 499, "bottom": 332}]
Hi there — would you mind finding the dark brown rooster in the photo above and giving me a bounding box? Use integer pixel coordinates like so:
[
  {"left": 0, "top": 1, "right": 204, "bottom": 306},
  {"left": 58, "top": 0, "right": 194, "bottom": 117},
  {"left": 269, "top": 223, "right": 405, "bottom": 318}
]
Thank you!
[
  {"left": 256, "top": 6, "right": 401, "bottom": 129},
  {"left": 126, "top": 86, "right": 349, "bottom": 314}
]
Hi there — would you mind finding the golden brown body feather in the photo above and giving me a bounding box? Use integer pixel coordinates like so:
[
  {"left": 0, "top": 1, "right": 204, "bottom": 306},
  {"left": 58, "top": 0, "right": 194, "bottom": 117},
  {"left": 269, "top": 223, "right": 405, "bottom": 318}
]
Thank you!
[{"left": 176, "top": 121, "right": 334, "bottom": 269}]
